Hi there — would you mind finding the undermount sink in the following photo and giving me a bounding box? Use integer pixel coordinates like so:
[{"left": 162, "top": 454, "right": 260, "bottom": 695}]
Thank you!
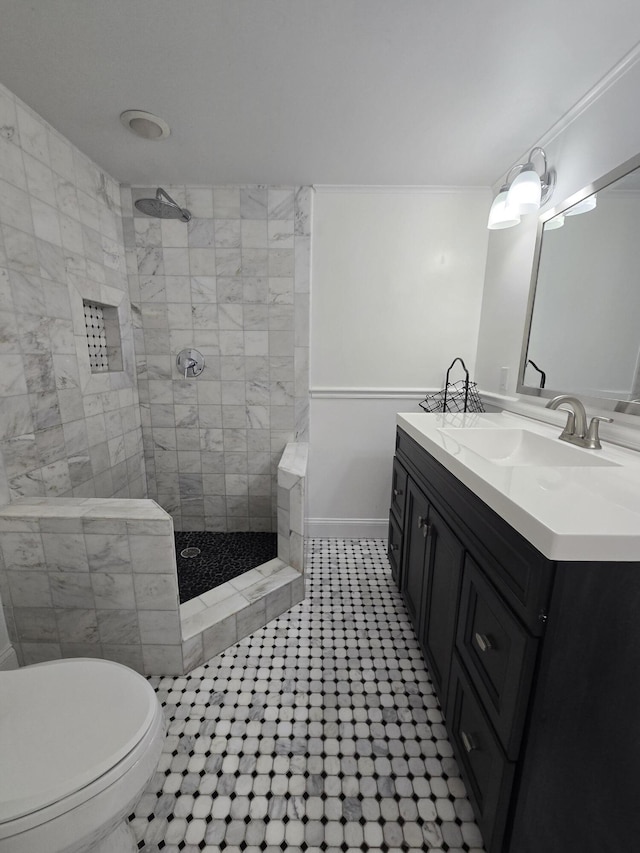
[{"left": 438, "top": 428, "right": 620, "bottom": 468}]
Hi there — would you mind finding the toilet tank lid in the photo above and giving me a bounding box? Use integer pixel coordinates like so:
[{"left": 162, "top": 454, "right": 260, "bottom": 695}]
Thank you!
[{"left": 0, "top": 658, "right": 160, "bottom": 823}]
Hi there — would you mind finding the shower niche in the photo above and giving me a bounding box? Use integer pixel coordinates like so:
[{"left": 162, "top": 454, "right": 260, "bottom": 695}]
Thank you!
[
  {"left": 83, "top": 299, "right": 123, "bottom": 373},
  {"left": 71, "top": 280, "right": 136, "bottom": 395}
]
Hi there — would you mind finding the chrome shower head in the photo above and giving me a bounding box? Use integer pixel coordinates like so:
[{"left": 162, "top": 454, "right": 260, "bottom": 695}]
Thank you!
[{"left": 134, "top": 188, "right": 191, "bottom": 222}]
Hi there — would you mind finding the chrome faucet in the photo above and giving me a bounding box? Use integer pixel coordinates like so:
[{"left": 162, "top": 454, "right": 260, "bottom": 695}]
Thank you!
[{"left": 545, "top": 395, "right": 613, "bottom": 449}]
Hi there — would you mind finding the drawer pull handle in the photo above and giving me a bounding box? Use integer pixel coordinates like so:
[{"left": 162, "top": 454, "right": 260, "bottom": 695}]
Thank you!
[
  {"left": 461, "top": 731, "right": 477, "bottom": 753},
  {"left": 417, "top": 516, "right": 431, "bottom": 538},
  {"left": 474, "top": 632, "right": 493, "bottom": 653},
  {"left": 393, "top": 488, "right": 403, "bottom": 497}
]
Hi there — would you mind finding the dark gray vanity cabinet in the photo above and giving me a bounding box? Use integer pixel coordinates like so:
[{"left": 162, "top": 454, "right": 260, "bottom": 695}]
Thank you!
[
  {"left": 389, "top": 426, "right": 640, "bottom": 853},
  {"left": 390, "top": 427, "right": 533, "bottom": 851},
  {"left": 389, "top": 429, "right": 640, "bottom": 853}
]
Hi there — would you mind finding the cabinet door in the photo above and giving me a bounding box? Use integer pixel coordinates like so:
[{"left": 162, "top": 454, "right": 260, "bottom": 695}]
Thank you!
[
  {"left": 387, "top": 511, "right": 403, "bottom": 589},
  {"left": 421, "top": 507, "right": 464, "bottom": 711},
  {"left": 448, "top": 658, "right": 515, "bottom": 853},
  {"left": 401, "top": 478, "right": 430, "bottom": 631},
  {"left": 456, "top": 555, "right": 538, "bottom": 758},
  {"left": 390, "top": 457, "right": 408, "bottom": 522}
]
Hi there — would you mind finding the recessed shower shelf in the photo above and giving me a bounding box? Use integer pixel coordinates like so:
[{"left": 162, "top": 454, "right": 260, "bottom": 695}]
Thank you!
[{"left": 83, "top": 299, "right": 123, "bottom": 374}]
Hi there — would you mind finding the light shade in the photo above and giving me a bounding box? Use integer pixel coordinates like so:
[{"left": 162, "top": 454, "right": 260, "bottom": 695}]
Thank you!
[
  {"left": 507, "top": 166, "right": 542, "bottom": 215},
  {"left": 565, "top": 194, "right": 597, "bottom": 216},
  {"left": 544, "top": 213, "right": 565, "bottom": 230},
  {"left": 487, "top": 187, "right": 521, "bottom": 230},
  {"left": 487, "top": 148, "right": 555, "bottom": 231}
]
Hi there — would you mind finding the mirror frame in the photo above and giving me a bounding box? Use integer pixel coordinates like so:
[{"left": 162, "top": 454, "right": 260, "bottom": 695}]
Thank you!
[{"left": 517, "top": 149, "right": 640, "bottom": 416}]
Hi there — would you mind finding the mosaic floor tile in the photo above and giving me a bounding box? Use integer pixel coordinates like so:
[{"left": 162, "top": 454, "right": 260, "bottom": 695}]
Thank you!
[
  {"left": 175, "top": 532, "right": 278, "bottom": 603},
  {"left": 131, "top": 538, "right": 486, "bottom": 852}
]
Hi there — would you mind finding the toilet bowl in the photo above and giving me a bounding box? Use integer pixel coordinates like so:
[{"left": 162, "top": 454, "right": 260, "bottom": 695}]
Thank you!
[{"left": 0, "top": 658, "right": 166, "bottom": 853}]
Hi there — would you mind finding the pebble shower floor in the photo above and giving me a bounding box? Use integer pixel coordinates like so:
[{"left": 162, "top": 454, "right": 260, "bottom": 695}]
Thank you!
[{"left": 131, "top": 538, "right": 485, "bottom": 853}]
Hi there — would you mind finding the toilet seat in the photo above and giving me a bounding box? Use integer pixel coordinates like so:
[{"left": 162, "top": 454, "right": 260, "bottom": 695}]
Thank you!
[{"left": 0, "top": 658, "right": 161, "bottom": 828}]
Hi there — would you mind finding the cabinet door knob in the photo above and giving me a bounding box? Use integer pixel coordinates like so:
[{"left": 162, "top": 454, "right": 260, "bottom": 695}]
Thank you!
[
  {"left": 461, "top": 731, "right": 477, "bottom": 753},
  {"left": 389, "top": 544, "right": 399, "bottom": 552},
  {"left": 474, "top": 632, "right": 493, "bottom": 653},
  {"left": 393, "top": 488, "right": 403, "bottom": 497}
]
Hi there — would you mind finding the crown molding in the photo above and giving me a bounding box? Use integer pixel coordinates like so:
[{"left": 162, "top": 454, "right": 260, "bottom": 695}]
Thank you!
[
  {"left": 492, "top": 41, "right": 640, "bottom": 189},
  {"left": 312, "top": 184, "right": 490, "bottom": 195}
]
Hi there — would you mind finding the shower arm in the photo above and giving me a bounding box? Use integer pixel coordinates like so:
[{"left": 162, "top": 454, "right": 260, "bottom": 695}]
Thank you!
[{"left": 156, "top": 187, "right": 181, "bottom": 210}]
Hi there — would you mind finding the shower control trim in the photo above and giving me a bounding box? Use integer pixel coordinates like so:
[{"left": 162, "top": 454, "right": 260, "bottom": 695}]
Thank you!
[{"left": 176, "top": 348, "right": 205, "bottom": 379}]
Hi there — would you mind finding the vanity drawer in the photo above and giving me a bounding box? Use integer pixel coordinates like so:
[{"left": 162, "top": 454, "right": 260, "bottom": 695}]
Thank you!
[
  {"left": 456, "top": 556, "right": 538, "bottom": 758},
  {"left": 449, "top": 657, "right": 515, "bottom": 853},
  {"left": 387, "top": 511, "right": 403, "bottom": 588},
  {"left": 390, "top": 456, "right": 408, "bottom": 522}
]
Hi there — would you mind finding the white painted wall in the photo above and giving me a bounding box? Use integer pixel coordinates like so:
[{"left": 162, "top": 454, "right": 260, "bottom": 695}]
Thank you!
[
  {"left": 309, "top": 188, "right": 490, "bottom": 535},
  {"left": 476, "top": 53, "right": 640, "bottom": 445}
]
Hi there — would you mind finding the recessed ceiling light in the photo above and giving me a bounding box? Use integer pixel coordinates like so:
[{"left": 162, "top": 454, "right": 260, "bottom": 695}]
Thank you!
[{"left": 119, "top": 110, "right": 170, "bottom": 141}]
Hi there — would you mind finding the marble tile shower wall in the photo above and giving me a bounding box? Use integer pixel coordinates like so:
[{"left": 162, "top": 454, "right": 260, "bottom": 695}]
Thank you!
[
  {"left": 121, "top": 185, "right": 311, "bottom": 532},
  {"left": 0, "top": 82, "right": 145, "bottom": 505}
]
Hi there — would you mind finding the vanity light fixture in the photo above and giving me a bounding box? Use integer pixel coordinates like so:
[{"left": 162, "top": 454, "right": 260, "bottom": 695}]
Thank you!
[{"left": 487, "top": 146, "right": 556, "bottom": 230}]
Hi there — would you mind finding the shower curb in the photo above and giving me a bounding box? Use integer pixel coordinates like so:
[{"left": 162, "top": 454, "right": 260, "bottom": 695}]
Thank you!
[{"left": 179, "top": 558, "right": 304, "bottom": 672}]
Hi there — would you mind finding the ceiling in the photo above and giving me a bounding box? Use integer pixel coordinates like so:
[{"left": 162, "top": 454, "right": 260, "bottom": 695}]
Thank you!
[{"left": 1, "top": 0, "right": 640, "bottom": 188}]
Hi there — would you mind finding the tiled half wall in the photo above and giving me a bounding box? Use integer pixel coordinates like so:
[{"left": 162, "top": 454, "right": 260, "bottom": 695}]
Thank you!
[
  {"left": 0, "top": 497, "right": 184, "bottom": 675},
  {"left": 0, "top": 444, "right": 307, "bottom": 675},
  {"left": 121, "top": 185, "right": 312, "bottom": 533}
]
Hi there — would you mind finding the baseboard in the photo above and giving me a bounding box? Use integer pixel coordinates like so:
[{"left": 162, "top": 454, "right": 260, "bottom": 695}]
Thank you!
[
  {"left": 0, "top": 644, "right": 19, "bottom": 670},
  {"left": 306, "top": 518, "right": 388, "bottom": 539}
]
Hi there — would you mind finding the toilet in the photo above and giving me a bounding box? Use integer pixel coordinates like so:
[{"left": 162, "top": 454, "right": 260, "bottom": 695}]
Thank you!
[{"left": 0, "top": 658, "right": 166, "bottom": 853}]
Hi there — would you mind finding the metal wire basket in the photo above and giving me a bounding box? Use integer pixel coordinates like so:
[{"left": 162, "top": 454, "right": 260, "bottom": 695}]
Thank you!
[{"left": 419, "top": 357, "right": 485, "bottom": 414}]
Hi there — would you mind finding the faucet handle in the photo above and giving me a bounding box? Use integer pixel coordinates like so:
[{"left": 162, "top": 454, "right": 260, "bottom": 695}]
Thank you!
[
  {"left": 585, "top": 416, "right": 613, "bottom": 449},
  {"left": 557, "top": 408, "right": 576, "bottom": 439}
]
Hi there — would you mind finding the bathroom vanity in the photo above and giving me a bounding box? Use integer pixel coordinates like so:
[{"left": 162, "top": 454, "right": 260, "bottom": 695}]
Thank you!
[{"left": 388, "top": 412, "right": 640, "bottom": 853}]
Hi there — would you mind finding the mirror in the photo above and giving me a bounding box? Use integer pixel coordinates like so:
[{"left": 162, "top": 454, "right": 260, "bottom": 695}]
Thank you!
[{"left": 519, "top": 151, "right": 640, "bottom": 415}]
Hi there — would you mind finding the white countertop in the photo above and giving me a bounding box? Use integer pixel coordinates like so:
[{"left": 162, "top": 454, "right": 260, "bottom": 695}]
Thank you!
[{"left": 397, "top": 411, "right": 640, "bottom": 562}]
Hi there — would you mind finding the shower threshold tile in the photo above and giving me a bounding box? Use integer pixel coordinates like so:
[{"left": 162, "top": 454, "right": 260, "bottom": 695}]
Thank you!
[
  {"left": 180, "top": 591, "right": 248, "bottom": 640},
  {"left": 228, "top": 566, "right": 269, "bottom": 592},
  {"left": 243, "top": 566, "right": 299, "bottom": 603},
  {"left": 256, "top": 556, "right": 289, "bottom": 577},
  {"left": 198, "top": 580, "right": 238, "bottom": 607},
  {"left": 177, "top": 595, "right": 206, "bottom": 621}
]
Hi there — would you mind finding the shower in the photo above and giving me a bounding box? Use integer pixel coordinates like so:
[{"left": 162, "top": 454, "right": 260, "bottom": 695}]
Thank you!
[{"left": 134, "top": 187, "right": 191, "bottom": 222}]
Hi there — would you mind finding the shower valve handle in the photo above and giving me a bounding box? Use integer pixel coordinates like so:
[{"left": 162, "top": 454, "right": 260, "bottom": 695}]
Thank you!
[{"left": 177, "top": 349, "right": 205, "bottom": 380}]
